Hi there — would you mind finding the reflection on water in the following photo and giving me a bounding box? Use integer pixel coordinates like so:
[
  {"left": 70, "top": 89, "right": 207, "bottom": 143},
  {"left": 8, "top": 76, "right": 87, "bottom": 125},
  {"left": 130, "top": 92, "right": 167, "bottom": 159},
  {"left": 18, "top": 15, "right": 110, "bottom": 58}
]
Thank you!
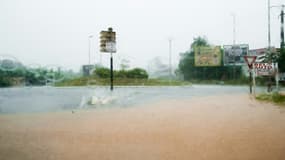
[{"left": 0, "top": 85, "right": 267, "bottom": 114}]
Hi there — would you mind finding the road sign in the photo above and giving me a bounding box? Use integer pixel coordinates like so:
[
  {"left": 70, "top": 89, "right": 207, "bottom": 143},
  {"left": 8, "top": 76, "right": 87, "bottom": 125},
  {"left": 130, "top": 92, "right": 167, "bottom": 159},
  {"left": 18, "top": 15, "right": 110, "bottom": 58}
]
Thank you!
[
  {"left": 254, "top": 63, "right": 276, "bottom": 76},
  {"left": 244, "top": 56, "right": 257, "bottom": 95},
  {"left": 99, "top": 27, "right": 117, "bottom": 91},
  {"left": 100, "top": 28, "right": 116, "bottom": 53},
  {"left": 243, "top": 56, "right": 257, "bottom": 69},
  {"left": 106, "top": 41, "right": 116, "bottom": 53}
]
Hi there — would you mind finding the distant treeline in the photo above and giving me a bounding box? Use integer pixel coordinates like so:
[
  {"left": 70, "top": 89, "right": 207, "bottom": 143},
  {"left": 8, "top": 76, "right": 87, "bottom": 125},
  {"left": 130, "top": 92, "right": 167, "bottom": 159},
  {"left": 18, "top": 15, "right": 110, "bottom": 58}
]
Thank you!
[
  {"left": 0, "top": 66, "right": 149, "bottom": 87},
  {"left": 0, "top": 67, "right": 77, "bottom": 87},
  {"left": 0, "top": 68, "right": 45, "bottom": 87}
]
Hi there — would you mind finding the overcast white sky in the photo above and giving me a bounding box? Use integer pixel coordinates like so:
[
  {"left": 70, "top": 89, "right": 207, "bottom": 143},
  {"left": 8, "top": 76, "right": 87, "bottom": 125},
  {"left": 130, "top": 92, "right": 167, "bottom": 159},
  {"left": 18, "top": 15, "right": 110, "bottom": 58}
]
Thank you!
[{"left": 0, "top": 0, "right": 284, "bottom": 71}]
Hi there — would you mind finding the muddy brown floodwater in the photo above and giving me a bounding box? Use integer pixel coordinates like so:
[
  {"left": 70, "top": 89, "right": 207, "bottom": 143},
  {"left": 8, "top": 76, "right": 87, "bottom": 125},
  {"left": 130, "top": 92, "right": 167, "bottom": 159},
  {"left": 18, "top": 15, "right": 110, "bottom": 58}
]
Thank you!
[{"left": 0, "top": 94, "right": 285, "bottom": 160}]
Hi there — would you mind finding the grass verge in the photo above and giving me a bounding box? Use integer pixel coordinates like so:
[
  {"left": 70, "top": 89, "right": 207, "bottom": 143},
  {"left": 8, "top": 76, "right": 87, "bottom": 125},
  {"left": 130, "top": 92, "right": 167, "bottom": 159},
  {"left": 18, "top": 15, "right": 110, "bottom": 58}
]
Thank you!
[{"left": 255, "top": 92, "right": 285, "bottom": 106}]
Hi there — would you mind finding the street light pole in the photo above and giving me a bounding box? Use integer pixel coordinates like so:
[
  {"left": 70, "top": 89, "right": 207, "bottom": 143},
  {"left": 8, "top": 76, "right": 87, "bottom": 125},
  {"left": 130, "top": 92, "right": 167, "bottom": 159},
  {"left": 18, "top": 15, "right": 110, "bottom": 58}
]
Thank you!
[
  {"left": 87, "top": 35, "right": 93, "bottom": 86},
  {"left": 88, "top": 35, "right": 93, "bottom": 67},
  {"left": 231, "top": 13, "right": 236, "bottom": 45}
]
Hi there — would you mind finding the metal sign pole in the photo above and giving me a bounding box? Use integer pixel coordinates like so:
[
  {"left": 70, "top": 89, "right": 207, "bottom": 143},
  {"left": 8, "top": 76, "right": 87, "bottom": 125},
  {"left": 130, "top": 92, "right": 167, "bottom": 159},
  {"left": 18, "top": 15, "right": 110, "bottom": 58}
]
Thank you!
[
  {"left": 110, "top": 52, "right": 113, "bottom": 91},
  {"left": 100, "top": 27, "right": 116, "bottom": 91},
  {"left": 276, "top": 63, "right": 279, "bottom": 92},
  {"left": 253, "top": 68, "right": 256, "bottom": 96},
  {"left": 249, "top": 69, "right": 252, "bottom": 94},
  {"left": 244, "top": 56, "right": 257, "bottom": 94}
]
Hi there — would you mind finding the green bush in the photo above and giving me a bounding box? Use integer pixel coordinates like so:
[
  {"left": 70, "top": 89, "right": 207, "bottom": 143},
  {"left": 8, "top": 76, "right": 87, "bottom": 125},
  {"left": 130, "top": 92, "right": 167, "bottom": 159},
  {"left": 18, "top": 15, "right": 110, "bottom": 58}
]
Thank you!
[
  {"left": 114, "top": 70, "right": 127, "bottom": 78},
  {"left": 126, "top": 68, "right": 148, "bottom": 79},
  {"left": 93, "top": 67, "right": 110, "bottom": 78},
  {"left": 93, "top": 67, "right": 148, "bottom": 79},
  {"left": 256, "top": 92, "right": 285, "bottom": 105}
]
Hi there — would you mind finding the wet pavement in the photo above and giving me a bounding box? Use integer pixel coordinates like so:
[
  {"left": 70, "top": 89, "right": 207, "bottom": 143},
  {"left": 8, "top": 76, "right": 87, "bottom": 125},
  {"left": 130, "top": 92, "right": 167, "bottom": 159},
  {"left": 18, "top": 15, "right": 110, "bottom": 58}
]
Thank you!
[{"left": 0, "top": 85, "right": 275, "bottom": 114}]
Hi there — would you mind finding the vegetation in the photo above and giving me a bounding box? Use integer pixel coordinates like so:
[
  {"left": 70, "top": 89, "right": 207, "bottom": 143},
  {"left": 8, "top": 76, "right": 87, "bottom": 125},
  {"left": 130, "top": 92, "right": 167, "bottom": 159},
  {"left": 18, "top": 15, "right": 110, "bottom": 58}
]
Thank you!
[
  {"left": 56, "top": 67, "right": 190, "bottom": 86},
  {"left": 0, "top": 62, "right": 190, "bottom": 87},
  {"left": 256, "top": 92, "right": 285, "bottom": 105},
  {"left": 278, "top": 48, "right": 285, "bottom": 72},
  {"left": 191, "top": 36, "right": 210, "bottom": 48},
  {"left": 93, "top": 67, "right": 148, "bottom": 79},
  {"left": 0, "top": 65, "right": 78, "bottom": 87},
  {"left": 55, "top": 77, "right": 191, "bottom": 86},
  {"left": 2, "top": 36, "right": 283, "bottom": 87}
]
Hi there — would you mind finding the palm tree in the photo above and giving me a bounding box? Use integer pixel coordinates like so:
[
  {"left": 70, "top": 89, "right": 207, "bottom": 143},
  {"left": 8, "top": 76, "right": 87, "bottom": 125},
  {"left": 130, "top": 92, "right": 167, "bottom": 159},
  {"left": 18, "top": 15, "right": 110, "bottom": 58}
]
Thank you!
[{"left": 191, "top": 36, "right": 209, "bottom": 48}]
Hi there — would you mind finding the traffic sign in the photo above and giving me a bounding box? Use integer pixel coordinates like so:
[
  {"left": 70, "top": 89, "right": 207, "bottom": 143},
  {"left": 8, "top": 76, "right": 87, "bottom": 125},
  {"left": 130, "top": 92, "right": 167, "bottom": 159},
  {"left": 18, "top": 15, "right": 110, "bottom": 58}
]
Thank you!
[
  {"left": 243, "top": 56, "right": 257, "bottom": 69},
  {"left": 99, "top": 27, "right": 117, "bottom": 91},
  {"left": 100, "top": 28, "right": 116, "bottom": 53},
  {"left": 254, "top": 63, "right": 276, "bottom": 76},
  {"left": 106, "top": 41, "right": 116, "bottom": 53}
]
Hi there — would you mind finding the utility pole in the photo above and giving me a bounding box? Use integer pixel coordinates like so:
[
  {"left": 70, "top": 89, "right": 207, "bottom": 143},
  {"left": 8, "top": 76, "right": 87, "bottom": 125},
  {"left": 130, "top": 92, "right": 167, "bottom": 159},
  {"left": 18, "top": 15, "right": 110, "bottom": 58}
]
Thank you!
[
  {"left": 280, "top": 5, "right": 285, "bottom": 49},
  {"left": 231, "top": 13, "right": 236, "bottom": 79},
  {"left": 268, "top": 0, "right": 271, "bottom": 50},
  {"left": 88, "top": 35, "right": 93, "bottom": 66},
  {"left": 278, "top": 5, "right": 285, "bottom": 92},
  {"left": 87, "top": 35, "right": 93, "bottom": 86},
  {"left": 270, "top": 5, "right": 285, "bottom": 49},
  {"left": 269, "top": 4, "right": 285, "bottom": 92},
  {"left": 168, "top": 38, "right": 172, "bottom": 79},
  {"left": 268, "top": 0, "right": 272, "bottom": 91}
]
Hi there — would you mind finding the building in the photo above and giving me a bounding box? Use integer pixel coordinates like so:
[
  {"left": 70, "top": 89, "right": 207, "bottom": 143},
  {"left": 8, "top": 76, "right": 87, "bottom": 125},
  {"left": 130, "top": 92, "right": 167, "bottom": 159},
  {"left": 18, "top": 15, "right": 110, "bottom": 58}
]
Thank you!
[
  {"left": 82, "top": 65, "right": 95, "bottom": 76},
  {"left": 249, "top": 47, "right": 277, "bottom": 63}
]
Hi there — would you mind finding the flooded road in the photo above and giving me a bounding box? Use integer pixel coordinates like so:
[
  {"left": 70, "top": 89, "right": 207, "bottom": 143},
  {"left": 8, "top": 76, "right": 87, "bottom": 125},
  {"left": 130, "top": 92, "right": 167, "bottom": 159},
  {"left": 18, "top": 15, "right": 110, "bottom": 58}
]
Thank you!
[
  {"left": 0, "top": 85, "right": 285, "bottom": 160},
  {"left": 0, "top": 85, "right": 255, "bottom": 113}
]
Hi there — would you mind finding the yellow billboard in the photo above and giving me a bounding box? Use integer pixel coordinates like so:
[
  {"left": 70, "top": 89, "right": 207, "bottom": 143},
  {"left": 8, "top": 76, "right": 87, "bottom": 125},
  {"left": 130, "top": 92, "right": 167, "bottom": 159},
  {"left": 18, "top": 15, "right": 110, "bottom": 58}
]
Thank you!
[{"left": 194, "top": 46, "right": 222, "bottom": 66}]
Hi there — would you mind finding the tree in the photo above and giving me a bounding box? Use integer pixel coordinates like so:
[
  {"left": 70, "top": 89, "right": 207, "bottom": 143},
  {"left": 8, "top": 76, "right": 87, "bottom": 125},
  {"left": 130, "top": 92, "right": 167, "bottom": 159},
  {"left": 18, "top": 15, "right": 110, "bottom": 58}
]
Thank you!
[
  {"left": 178, "top": 51, "right": 195, "bottom": 80},
  {"left": 278, "top": 48, "right": 285, "bottom": 72},
  {"left": 191, "top": 36, "right": 209, "bottom": 48},
  {"left": 179, "top": 36, "right": 209, "bottom": 80}
]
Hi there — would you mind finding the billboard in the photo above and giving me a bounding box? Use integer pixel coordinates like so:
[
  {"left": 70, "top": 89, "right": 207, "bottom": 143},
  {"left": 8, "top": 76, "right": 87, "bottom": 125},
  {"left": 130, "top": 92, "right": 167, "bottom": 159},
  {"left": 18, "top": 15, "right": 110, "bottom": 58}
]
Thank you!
[
  {"left": 223, "top": 44, "right": 249, "bottom": 65},
  {"left": 194, "top": 46, "right": 222, "bottom": 67}
]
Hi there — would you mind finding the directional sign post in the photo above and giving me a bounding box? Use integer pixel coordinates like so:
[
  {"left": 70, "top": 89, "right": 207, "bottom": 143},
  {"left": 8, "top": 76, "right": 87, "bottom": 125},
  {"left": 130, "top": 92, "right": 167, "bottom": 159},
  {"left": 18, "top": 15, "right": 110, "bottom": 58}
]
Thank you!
[
  {"left": 244, "top": 56, "right": 257, "bottom": 94},
  {"left": 100, "top": 27, "right": 116, "bottom": 91}
]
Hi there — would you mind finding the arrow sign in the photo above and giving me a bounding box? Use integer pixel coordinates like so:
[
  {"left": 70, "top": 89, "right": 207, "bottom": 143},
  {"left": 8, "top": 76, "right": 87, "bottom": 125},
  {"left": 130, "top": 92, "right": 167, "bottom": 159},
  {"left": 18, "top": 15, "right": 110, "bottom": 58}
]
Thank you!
[{"left": 243, "top": 56, "right": 257, "bottom": 69}]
